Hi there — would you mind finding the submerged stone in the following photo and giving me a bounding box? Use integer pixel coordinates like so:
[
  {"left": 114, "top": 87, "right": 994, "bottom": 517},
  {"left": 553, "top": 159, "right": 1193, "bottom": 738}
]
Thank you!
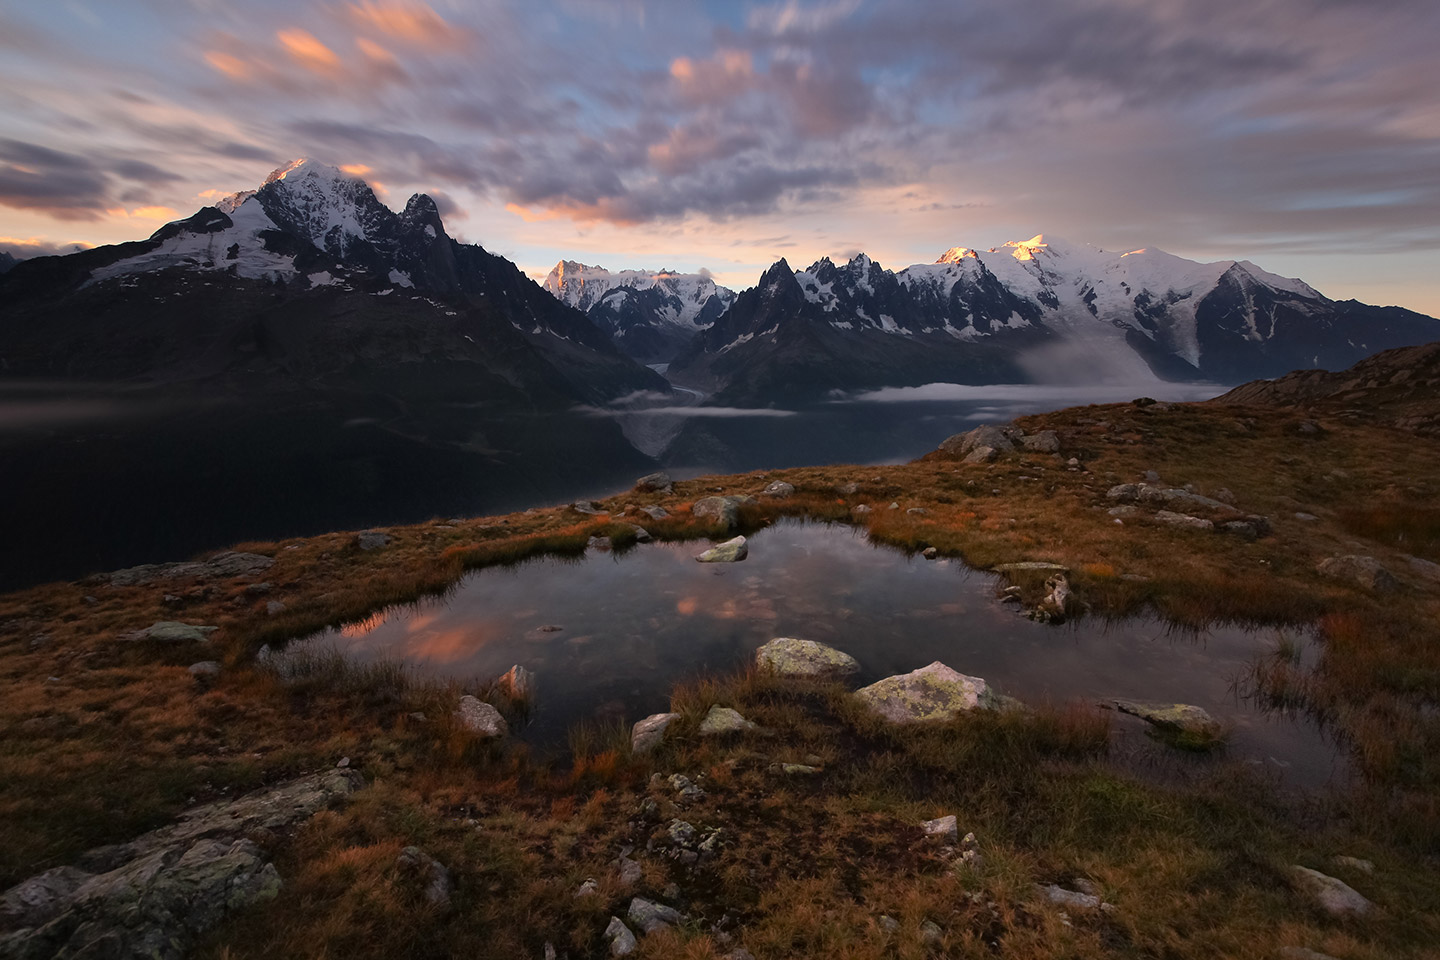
[
  {"left": 754, "top": 637, "right": 860, "bottom": 679},
  {"left": 696, "top": 536, "right": 748, "bottom": 563},
  {"left": 1108, "top": 699, "right": 1223, "bottom": 743}
]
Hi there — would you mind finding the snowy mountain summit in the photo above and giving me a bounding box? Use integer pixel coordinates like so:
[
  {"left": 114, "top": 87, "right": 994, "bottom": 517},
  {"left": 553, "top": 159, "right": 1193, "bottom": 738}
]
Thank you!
[
  {"left": 667, "top": 234, "right": 1438, "bottom": 403},
  {"left": 543, "top": 261, "right": 736, "bottom": 363}
]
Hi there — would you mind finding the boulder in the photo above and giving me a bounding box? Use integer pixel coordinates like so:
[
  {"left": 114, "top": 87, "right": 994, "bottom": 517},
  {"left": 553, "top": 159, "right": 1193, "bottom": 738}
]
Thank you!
[
  {"left": 854, "top": 662, "right": 996, "bottom": 724},
  {"left": 1036, "top": 883, "right": 1115, "bottom": 913},
  {"left": 455, "top": 696, "right": 507, "bottom": 739},
  {"left": 939, "top": 424, "right": 1016, "bottom": 457},
  {"left": 692, "top": 495, "right": 753, "bottom": 529},
  {"left": 696, "top": 536, "right": 748, "bottom": 563},
  {"left": 1035, "top": 574, "right": 1072, "bottom": 622},
  {"left": 1289, "top": 865, "right": 1373, "bottom": 917},
  {"left": 396, "top": 846, "right": 453, "bottom": 908},
  {"left": 762, "top": 480, "right": 795, "bottom": 498},
  {"left": 0, "top": 770, "right": 362, "bottom": 960},
  {"left": 135, "top": 621, "right": 217, "bottom": 643},
  {"left": 640, "top": 505, "right": 669, "bottom": 521},
  {"left": 635, "top": 471, "right": 673, "bottom": 493},
  {"left": 587, "top": 535, "right": 613, "bottom": 552},
  {"left": 187, "top": 661, "right": 221, "bottom": 683},
  {"left": 605, "top": 916, "right": 638, "bottom": 956},
  {"left": 922, "top": 815, "right": 958, "bottom": 843},
  {"left": 572, "top": 501, "right": 606, "bottom": 516},
  {"left": 628, "top": 525, "right": 653, "bottom": 543},
  {"left": 698, "top": 705, "right": 756, "bottom": 735},
  {"left": 631, "top": 712, "right": 679, "bottom": 753},
  {"left": 1020, "top": 430, "right": 1061, "bottom": 453},
  {"left": 627, "top": 897, "right": 683, "bottom": 934},
  {"left": 754, "top": 638, "right": 860, "bottom": 679},
  {"left": 1155, "top": 510, "right": 1215, "bottom": 532},
  {"left": 356, "top": 531, "right": 391, "bottom": 551},
  {"left": 1108, "top": 699, "right": 1223, "bottom": 740},
  {"left": 1317, "top": 556, "right": 1399, "bottom": 591},
  {"left": 964, "top": 445, "right": 998, "bottom": 464},
  {"left": 499, "top": 664, "right": 533, "bottom": 701}
]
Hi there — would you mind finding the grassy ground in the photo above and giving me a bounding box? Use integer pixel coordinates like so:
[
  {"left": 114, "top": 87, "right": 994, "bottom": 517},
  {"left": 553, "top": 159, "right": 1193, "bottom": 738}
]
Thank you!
[{"left": 3, "top": 397, "right": 1440, "bottom": 958}]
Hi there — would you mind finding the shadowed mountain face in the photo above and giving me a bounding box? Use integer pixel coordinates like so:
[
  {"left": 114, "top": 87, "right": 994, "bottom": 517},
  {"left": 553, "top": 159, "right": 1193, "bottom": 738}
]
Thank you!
[
  {"left": 668, "top": 238, "right": 1440, "bottom": 405},
  {"left": 0, "top": 160, "right": 666, "bottom": 589}
]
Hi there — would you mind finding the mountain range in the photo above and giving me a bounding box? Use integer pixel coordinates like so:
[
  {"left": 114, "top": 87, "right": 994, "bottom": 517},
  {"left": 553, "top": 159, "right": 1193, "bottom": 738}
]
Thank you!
[
  {"left": 662, "top": 237, "right": 1439, "bottom": 403},
  {"left": 543, "top": 261, "right": 735, "bottom": 365}
]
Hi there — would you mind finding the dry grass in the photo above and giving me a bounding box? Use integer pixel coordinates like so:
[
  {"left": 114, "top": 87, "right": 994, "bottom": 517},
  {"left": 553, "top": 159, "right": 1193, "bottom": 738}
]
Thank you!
[{"left": 4, "top": 397, "right": 1440, "bottom": 957}]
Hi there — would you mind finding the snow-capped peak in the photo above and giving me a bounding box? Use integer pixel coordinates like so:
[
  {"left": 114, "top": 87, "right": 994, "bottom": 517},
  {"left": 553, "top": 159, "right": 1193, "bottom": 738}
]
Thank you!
[
  {"left": 936, "top": 247, "right": 977, "bottom": 264},
  {"left": 254, "top": 158, "right": 393, "bottom": 259},
  {"left": 544, "top": 260, "right": 735, "bottom": 326},
  {"left": 213, "top": 190, "right": 255, "bottom": 214},
  {"left": 262, "top": 157, "right": 361, "bottom": 186}
]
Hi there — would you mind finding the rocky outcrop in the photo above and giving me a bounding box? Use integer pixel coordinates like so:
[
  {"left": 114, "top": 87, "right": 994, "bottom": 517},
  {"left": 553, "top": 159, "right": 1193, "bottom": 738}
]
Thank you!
[
  {"left": 105, "top": 552, "right": 274, "bottom": 587},
  {"left": 754, "top": 638, "right": 860, "bottom": 679},
  {"left": 854, "top": 662, "right": 999, "bottom": 723},
  {"left": 0, "top": 770, "right": 363, "bottom": 960},
  {"left": 1316, "top": 556, "right": 1399, "bottom": 591}
]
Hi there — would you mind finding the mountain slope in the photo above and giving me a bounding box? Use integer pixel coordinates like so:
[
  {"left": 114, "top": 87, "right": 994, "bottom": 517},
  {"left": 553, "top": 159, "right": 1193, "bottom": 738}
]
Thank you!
[
  {"left": 669, "top": 236, "right": 1438, "bottom": 404},
  {"left": 543, "top": 261, "right": 735, "bottom": 363}
]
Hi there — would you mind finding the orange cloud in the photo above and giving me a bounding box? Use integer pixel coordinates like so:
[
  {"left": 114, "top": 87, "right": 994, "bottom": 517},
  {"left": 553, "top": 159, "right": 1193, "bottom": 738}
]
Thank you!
[
  {"left": 106, "top": 205, "right": 179, "bottom": 221},
  {"left": 347, "top": 1, "right": 469, "bottom": 49},
  {"left": 204, "top": 50, "right": 252, "bottom": 80},
  {"left": 339, "top": 164, "right": 373, "bottom": 177},
  {"left": 277, "top": 29, "right": 341, "bottom": 72}
]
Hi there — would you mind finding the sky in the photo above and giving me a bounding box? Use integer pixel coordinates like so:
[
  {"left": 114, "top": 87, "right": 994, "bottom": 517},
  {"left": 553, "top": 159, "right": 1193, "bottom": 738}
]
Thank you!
[{"left": 1, "top": 0, "right": 1437, "bottom": 314}]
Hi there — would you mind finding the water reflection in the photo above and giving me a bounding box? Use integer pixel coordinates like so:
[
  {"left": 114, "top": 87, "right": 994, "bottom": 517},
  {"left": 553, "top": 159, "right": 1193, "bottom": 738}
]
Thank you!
[{"left": 302, "top": 519, "right": 1343, "bottom": 786}]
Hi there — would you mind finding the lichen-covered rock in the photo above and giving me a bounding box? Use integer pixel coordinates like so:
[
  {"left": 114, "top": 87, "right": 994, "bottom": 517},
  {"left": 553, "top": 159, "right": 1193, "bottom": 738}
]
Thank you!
[
  {"left": 696, "top": 536, "right": 748, "bottom": 563},
  {"left": 922, "top": 815, "right": 958, "bottom": 843},
  {"left": 605, "top": 916, "right": 637, "bottom": 956},
  {"left": 854, "top": 662, "right": 996, "bottom": 723},
  {"left": 1289, "top": 865, "right": 1373, "bottom": 916},
  {"left": 106, "top": 552, "right": 274, "bottom": 587},
  {"left": 455, "top": 696, "right": 507, "bottom": 739},
  {"left": 572, "top": 501, "right": 606, "bottom": 516},
  {"left": 698, "top": 705, "right": 756, "bottom": 735},
  {"left": 938, "top": 424, "right": 1016, "bottom": 457},
  {"left": 754, "top": 638, "right": 860, "bottom": 679},
  {"left": 0, "top": 771, "right": 362, "bottom": 960},
  {"left": 1020, "top": 430, "right": 1061, "bottom": 453},
  {"left": 1154, "top": 510, "right": 1215, "bottom": 531},
  {"left": 1317, "top": 555, "right": 1399, "bottom": 591},
  {"left": 356, "top": 531, "right": 392, "bottom": 551},
  {"left": 762, "top": 480, "right": 795, "bottom": 498},
  {"left": 1036, "top": 883, "right": 1115, "bottom": 913},
  {"left": 631, "top": 712, "right": 679, "bottom": 753},
  {"left": 635, "top": 471, "right": 673, "bottom": 493},
  {"left": 691, "top": 496, "right": 745, "bottom": 528},
  {"left": 134, "top": 621, "right": 217, "bottom": 644},
  {"left": 963, "top": 445, "right": 998, "bottom": 464},
  {"left": 640, "top": 505, "right": 669, "bottom": 521}
]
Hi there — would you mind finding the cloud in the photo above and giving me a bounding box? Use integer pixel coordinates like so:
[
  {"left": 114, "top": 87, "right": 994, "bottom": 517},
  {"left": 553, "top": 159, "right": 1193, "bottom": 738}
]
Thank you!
[
  {"left": 841, "top": 382, "right": 1224, "bottom": 405},
  {"left": 276, "top": 29, "right": 342, "bottom": 72},
  {"left": 0, "top": 236, "right": 94, "bottom": 258},
  {"left": 582, "top": 404, "right": 799, "bottom": 419},
  {"left": 345, "top": 1, "right": 473, "bottom": 50}
]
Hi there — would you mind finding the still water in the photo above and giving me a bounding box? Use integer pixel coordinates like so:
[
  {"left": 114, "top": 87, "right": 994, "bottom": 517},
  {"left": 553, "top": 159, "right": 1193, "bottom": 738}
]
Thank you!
[{"left": 302, "top": 519, "right": 1342, "bottom": 786}]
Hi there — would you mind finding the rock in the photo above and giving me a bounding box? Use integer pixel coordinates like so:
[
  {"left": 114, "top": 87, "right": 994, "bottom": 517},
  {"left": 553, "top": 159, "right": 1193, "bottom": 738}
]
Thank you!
[
  {"left": 0, "top": 771, "right": 361, "bottom": 960},
  {"left": 631, "top": 712, "right": 680, "bottom": 754},
  {"left": 187, "top": 661, "right": 221, "bottom": 682},
  {"left": 1294, "top": 512, "right": 1319, "bottom": 522},
  {"left": 922, "top": 546, "right": 938, "bottom": 559},
  {"left": 838, "top": 481, "right": 860, "bottom": 496},
  {"left": 356, "top": 531, "right": 391, "bottom": 550},
  {"left": 1020, "top": 429, "right": 1061, "bottom": 453},
  {"left": 455, "top": 695, "right": 508, "bottom": 739},
  {"left": 575, "top": 878, "right": 600, "bottom": 898},
  {"left": 854, "top": 662, "right": 997, "bottom": 724},
  {"left": 723, "top": 950, "right": 756, "bottom": 960},
  {"left": 1108, "top": 699, "right": 1223, "bottom": 741},
  {"left": 635, "top": 471, "right": 673, "bottom": 493},
  {"left": 265, "top": 600, "right": 286, "bottom": 616},
  {"left": 628, "top": 897, "right": 683, "bottom": 934},
  {"left": 1331, "top": 855, "right": 1375, "bottom": 874},
  {"left": 993, "top": 561, "right": 1069, "bottom": 573},
  {"left": 698, "top": 705, "right": 756, "bottom": 735},
  {"left": 692, "top": 495, "right": 753, "bottom": 528},
  {"left": 906, "top": 507, "right": 928, "bottom": 516},
  {"left": 1037, "top": 883, "right": 1115, "bottom": 913},
  {"left": 755, "top": 637, "right": 860, "bottom": 679},
  {"left": 762, "top": 480, "right": 795, "bottom": 498},
  {"left": 572, "top": 500, "right": 606, "bottom": 516},
  {"left": 957, "top": 832, "right": 983, "bottom": 869},
  {"left": 696, "top": 536, "right": 748, "bottom": 563},
  {"left": 136, "top": 621, "right": 217, "bottom": 643},
  {"left": 963, "top": 445, "right": 998, "bottom": 464},
  {"left": 605, "top": 916, "right": 638, "bottom": 956},
  {"left": 1155, "top": 510, "right": 1215, "bottom": 531},
  {"left": 107, "top": 552, "right": 274, "bottom": 587},
  {"left": 1317, "top": 556, "right": 1399, "bottom": 591},
  {"left": 1035, "top": 574, "right": 1072, "bottom": 622},
  {"left": 640, "top": 505, "right": 669, "bottom": 521},
  {"left": 1220, "top": 520, "right": 1260, "bottom": 539},
  {"left": 939, "top": 424, "right": 1016, "bottom": 457},
  {"left": 499, "top": 664, "right": 533, "bottom": 701},
  {"left": 628, "top": 525, "right": 653, "bottom": 543},
  {"left": 877, "top": 915, "right": 900, "bottom": 934},
  {"left": 776, "top": 763, "right": 821, "bottom": 775},
  {"left": 588, "top": 535, "right": 613, "bottom": 552},
  {"left": 668, "top": 774, "right": 706, "bottom": 802},
  {"left": 853, "top": 504, "right": 872, "bottom": 515},
  {"left": 615, "top": 854, "right": 643, "bottom": 886},
  {"left": 1289, "top": 865, "right": 1372, "bottom": 916},
  {"left": 922, "top": 815, "right": 958, "bottom": 843},
  {"left": 1108, "top": 505, "right": 1139, "bottom": 518},
  {"left": 1107, "top": 483, "right": 1142, "bottom": 501},
  {"left": 1405, "top": 555, "right": 1440, "bottom": 582},
  {"left": 920, "top": 920, "right": 944, "bottom": 946},
  {"left": 397, "top": 846, "right": 453, "bottom": 908},
  {"left": 666, "top": 820, "right": 699, "bottom": 848}
]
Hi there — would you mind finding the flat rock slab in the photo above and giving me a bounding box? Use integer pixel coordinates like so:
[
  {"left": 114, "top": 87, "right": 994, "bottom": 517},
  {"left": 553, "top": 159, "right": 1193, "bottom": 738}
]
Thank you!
[
  {"left": 132, "top": 621, "right": 217, "bottom": 643},
  {"left": 698, "top": 705, "right": 756, "bottom": 735},
  {"left": 696, "top": 536, "right": 748, "bottom": 563},
  {"left": 631, "top": 712, "right": 679, "bottom": 753},
  {"left": 1289, "top": 865, "right": 1373, "bottom": 917},
  {"left": 1317, "top": 555, "right": 1399, "bottom": 591},
  {"left": 0, "top": 770, "right": 363, "bottom": 960},
  {"left": 1108, "top": 699, "right": 1222, "bottom": 738},
  {"left": 106, "top": 552, "right": 274, "bottom": 587},
  {"left": 854, "top": 661, "right": 994, "bottom": 724},
  {"left": 455, "top": 696, "right": 508, "bottom": 739},
  {"left": 755, "top": 638, "right": 860, "bottom": 679}
]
